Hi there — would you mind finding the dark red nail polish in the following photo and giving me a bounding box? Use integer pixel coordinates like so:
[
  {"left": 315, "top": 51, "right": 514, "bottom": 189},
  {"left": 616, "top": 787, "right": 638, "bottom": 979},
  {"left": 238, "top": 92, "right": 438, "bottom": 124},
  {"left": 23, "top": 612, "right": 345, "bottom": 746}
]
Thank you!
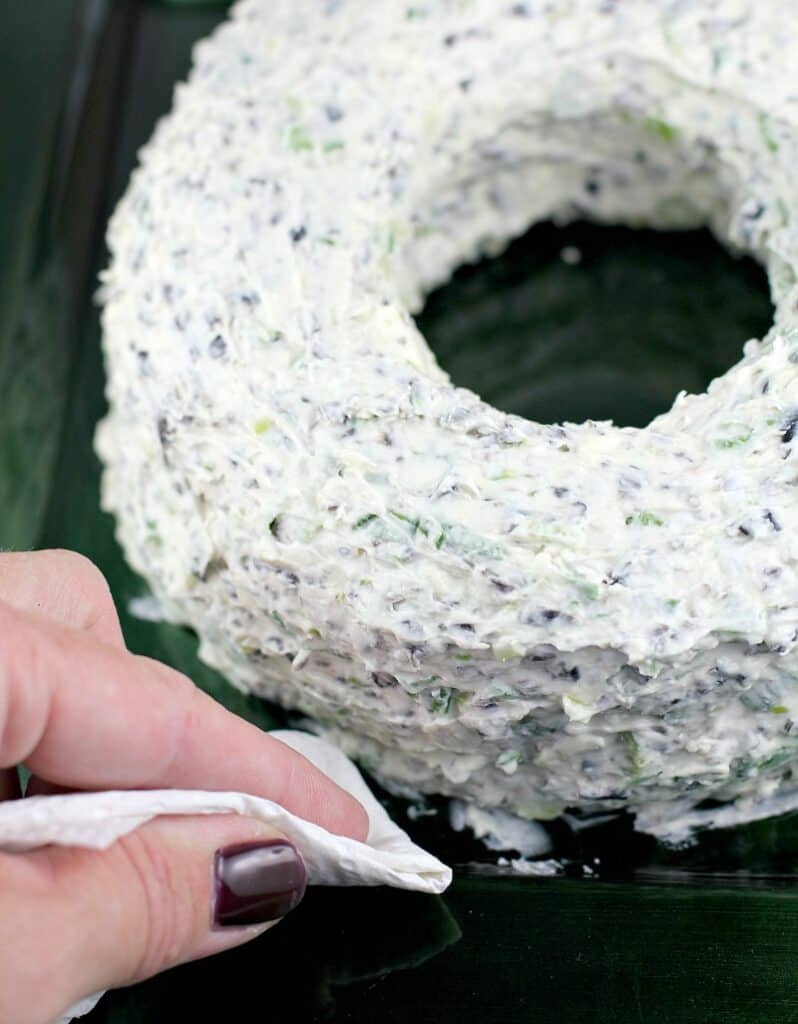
[{"left": 213, "top": 840, "right": 306, "bottom": 928}]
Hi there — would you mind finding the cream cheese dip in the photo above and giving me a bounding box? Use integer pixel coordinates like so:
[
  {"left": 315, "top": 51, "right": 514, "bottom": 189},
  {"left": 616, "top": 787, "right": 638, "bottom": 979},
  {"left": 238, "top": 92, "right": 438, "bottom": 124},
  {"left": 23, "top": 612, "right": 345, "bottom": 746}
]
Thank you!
[{"left": 98, "top": 0, "right": 798, "bottom": 841}]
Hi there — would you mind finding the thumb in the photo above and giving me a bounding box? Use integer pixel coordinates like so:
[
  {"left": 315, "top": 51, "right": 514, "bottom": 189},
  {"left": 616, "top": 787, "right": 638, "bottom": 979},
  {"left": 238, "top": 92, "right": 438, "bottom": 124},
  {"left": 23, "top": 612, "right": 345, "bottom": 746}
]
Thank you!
[{"left": 0, "top": 814, "right": 306, "bottom": 1024}]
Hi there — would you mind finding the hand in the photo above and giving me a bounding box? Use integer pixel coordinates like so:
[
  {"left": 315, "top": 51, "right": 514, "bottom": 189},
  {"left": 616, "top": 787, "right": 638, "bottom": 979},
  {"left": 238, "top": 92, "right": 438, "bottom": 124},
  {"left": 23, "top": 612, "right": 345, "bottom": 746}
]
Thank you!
[{"left": 0, "top": 550, "right": 368, "bottom": 1024}]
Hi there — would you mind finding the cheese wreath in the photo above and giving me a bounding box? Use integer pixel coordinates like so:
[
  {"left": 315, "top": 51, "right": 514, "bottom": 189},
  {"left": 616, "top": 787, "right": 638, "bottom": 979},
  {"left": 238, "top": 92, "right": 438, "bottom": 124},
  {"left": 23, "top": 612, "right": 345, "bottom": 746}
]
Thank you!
[{"left": 98, "top": 0, "right": 798, "bottom": 838}]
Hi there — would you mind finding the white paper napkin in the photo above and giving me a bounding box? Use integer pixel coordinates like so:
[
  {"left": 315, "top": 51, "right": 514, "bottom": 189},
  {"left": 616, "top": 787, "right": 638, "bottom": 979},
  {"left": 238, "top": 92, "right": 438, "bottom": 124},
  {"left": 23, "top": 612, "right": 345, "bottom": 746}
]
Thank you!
[{"left": 0, "top": 730, "right": 451, "bottom": 1022}]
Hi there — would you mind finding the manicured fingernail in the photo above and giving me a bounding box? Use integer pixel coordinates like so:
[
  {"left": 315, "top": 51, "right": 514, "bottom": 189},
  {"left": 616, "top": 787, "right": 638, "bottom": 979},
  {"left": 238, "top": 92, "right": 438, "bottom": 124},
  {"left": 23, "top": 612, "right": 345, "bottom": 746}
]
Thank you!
[{"left": 213, "top": 840, "right": 306, "bottom": 928}]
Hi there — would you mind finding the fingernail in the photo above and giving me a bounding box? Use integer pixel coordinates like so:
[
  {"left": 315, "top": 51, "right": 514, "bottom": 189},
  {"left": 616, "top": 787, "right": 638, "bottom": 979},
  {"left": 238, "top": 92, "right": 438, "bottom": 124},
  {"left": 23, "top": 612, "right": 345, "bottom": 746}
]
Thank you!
[{"left": 212, "top": 840, "right": 306, "bottom": 928}]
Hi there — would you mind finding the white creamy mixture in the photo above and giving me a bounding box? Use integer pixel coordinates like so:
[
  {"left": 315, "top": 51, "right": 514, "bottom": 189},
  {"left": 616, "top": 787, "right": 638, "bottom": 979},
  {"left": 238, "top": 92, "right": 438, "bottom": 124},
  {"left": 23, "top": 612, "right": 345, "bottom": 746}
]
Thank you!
[{"left": 98, "top": 0, "right": 798, "bottom": 841}]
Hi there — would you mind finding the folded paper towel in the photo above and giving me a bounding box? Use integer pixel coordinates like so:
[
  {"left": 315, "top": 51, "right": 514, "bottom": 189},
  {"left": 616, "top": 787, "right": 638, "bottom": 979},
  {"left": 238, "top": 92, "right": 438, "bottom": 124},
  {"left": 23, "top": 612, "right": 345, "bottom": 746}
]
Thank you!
[{"left": 0, "top": 730, "right": 451, "bottom": 1022}]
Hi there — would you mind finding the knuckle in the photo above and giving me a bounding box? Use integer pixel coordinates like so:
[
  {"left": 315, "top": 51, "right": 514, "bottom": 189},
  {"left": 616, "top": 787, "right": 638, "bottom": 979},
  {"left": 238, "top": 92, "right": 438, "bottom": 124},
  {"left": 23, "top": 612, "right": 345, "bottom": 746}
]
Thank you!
[
  {"left": 49, "top": 549, "right": 107, "bottom": 594},
  {"left": 49, "top": 548, "right": 105, "bottom": 584},
  {"left": 135, "top": 656, "right": 199, "bottom": 699},
  {"left": 114, "top": 829, "right": 196, "bottom": 982},
  {"left": 0, "top": 613, "right": 51, "bottom": 767},
  {"left": 126, "top": 657, "right": 204, "bottom": 784},
  {"left": 49, "top": 550, "right": 117, "bottom": 629}
]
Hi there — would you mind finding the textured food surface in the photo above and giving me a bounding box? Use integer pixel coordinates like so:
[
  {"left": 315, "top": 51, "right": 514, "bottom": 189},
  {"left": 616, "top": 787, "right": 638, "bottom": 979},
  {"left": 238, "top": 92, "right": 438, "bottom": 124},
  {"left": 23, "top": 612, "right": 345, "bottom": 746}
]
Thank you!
[{"left": 97, "top": 0, "right": 798, "bottom": 840}]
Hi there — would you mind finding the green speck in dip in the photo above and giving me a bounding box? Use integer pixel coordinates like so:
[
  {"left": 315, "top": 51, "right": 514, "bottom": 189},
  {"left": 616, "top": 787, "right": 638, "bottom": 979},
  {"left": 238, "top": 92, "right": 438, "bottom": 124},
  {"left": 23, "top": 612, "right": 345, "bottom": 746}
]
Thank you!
[
  {"left": 288, "top": 124, "right": 313, "bottom": 152},
  {"left": 715, "top": 432, "right": 752, "bottom": 449},
  {"left": 626, "top": 510, "right": 665, "bottom": 526},
  {"left": 759, "top": 112, "right": 779, "bottom": 153},
  {"left": 644, "top": 116, "right": 678, "bottom": 142}
]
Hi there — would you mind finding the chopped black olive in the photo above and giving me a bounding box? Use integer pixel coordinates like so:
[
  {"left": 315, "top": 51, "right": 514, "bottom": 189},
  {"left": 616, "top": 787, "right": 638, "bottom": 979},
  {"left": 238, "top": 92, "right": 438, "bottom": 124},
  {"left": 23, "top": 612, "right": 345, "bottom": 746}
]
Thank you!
[
  {"left": 209, "top": 335, "right": 226, "bottom": 358},
  {"left": 782, "top": 412, "right": 798, "bottom": 443}
]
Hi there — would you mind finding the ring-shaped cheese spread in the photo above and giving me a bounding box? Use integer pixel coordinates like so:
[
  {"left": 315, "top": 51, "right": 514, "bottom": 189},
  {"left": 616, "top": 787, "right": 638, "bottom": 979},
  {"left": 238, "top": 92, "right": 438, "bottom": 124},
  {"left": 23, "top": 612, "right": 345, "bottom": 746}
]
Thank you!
[{"left": 98, "top": 0, "right": 798, "bottom": 839}]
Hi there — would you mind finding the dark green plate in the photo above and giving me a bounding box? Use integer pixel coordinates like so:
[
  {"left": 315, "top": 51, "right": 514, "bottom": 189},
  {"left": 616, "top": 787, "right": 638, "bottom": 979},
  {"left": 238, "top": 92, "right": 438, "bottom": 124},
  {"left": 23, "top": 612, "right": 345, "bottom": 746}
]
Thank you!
[{"left": 4, "top": 3, "right": 798, "bottom": 1021}]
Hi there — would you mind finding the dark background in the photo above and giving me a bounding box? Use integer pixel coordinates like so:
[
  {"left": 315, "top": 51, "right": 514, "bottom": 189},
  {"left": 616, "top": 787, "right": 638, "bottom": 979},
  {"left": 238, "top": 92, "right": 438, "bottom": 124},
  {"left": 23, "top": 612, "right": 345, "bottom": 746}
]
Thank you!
[{"left": 3, "top": 3, "right": 798, "bottom": 1022}]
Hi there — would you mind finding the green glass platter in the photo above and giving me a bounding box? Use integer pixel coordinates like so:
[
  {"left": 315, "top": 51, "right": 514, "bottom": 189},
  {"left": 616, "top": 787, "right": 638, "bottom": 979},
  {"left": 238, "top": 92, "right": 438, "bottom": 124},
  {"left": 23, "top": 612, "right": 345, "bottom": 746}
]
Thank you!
[{"left": 4, "top": 3, "right": 798, "bottom": 1021}]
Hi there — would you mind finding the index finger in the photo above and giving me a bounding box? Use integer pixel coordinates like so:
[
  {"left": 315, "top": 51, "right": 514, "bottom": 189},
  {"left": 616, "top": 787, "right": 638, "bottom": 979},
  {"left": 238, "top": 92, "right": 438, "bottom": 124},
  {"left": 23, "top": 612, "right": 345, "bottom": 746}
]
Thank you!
[{"left": 0, "top": 601, "right": 369, "bottom": 840}]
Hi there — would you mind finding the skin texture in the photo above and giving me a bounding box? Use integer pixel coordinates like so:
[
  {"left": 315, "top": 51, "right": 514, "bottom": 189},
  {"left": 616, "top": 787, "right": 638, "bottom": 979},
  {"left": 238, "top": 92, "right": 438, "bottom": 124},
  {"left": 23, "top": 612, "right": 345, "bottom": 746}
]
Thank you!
[{"left": 0, "top": 550, "right": 367, "bottom": 1024}]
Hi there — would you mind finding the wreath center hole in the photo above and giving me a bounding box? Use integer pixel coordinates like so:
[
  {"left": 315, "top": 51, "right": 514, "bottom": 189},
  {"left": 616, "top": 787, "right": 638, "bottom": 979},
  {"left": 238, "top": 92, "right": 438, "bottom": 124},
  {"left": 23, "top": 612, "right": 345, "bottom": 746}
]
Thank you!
[{"left": 417, "top": 221, "right": 772, "bottom": 429}]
